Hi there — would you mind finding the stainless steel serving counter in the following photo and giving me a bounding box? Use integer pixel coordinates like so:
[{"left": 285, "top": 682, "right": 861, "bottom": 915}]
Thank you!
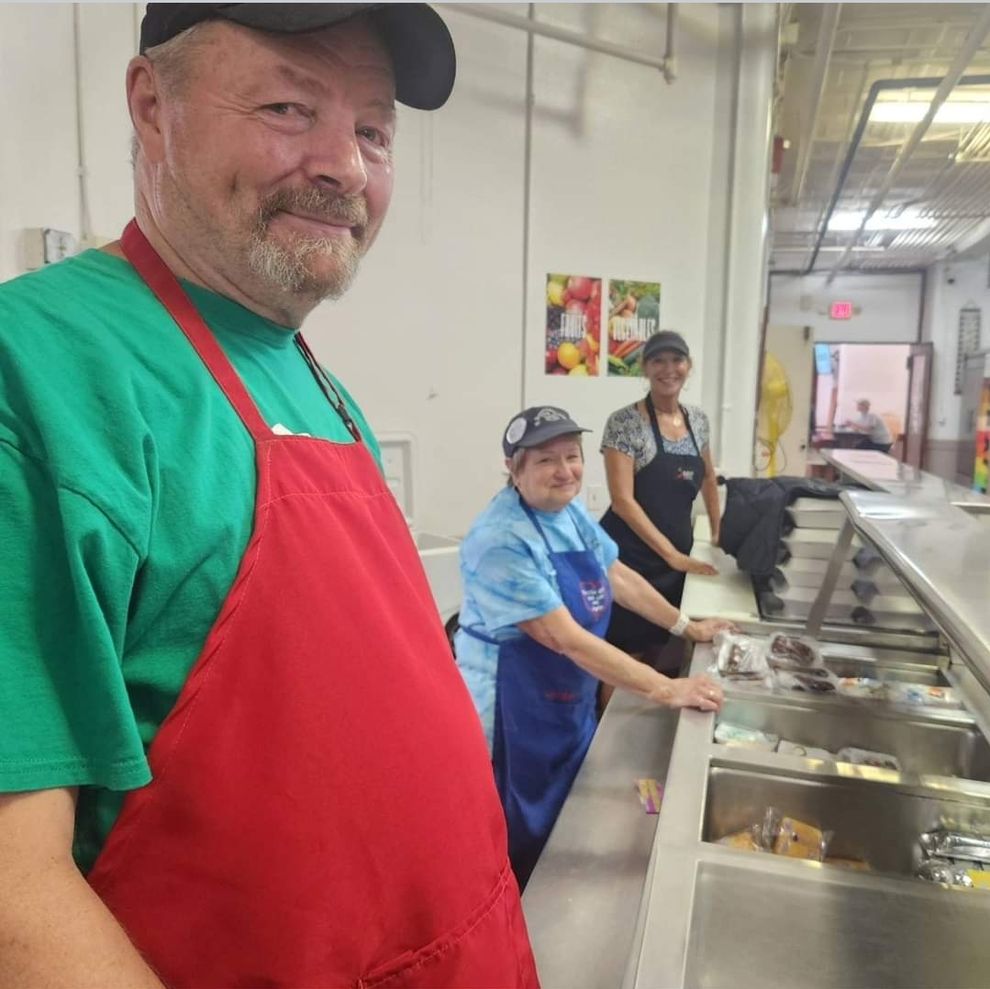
[
  {"left": 525, "top": 479, "right": 990, "bottom": 988},
  {"left": 621, "top": 643, "right": 990, "bottom": 989},
  {"left": 823, "top": 448, "right": 990, "bottom": 514},
  {"left": 522, "top": 692, "right": 680, "bottom": 988}
]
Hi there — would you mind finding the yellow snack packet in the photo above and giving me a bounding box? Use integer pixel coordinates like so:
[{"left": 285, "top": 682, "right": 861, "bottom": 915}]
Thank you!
[{"left": 635, "top": 778, "right": 663, "bottom": 814}]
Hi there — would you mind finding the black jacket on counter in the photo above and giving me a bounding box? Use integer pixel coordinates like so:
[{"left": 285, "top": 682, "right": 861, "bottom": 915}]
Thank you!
[{"left": 718, "top": 476, "right": 846, "bottom": 578}]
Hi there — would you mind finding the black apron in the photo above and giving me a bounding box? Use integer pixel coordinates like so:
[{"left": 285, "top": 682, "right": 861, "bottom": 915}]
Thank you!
[{"left": 599, "top": 396, "right": 705, "bottom": 653}]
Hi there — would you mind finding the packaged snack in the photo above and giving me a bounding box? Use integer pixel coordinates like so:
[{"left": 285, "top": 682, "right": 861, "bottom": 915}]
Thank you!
[
  {"left": 917, "top": 858, "right": 974, "bottom": 887},
  {"left": 768, "top": 633, "right": 822, "bottom": 671},
  {"left": 824, "top": 856, "right": 871, "bottom": 872},
  {"left": 774, "top": 669, "right": 839, "bottom": 695},
  {"left": 717, "top": 827, "right": 764, "bottom": 853},
  {"left": 836, "top": 676, "right": 888, "bottom": 701},
  {"left": 772, "top": 815, "right": 830, "bottom": 861},
  {"left": 715, "top": 807, "right": 832, "bottom": 863},
  {"left": 711, "top": 632, "right": 772, "bottom": 684},
  {"left": 920, "top": 829, "right": 990, "bottom": 864},
  {"left": 837, "top": 747, "right": 901, "bottom": 771},
  {"left": 967, "top": 870, "right": 990, "bottom": 890},
  {"left": 635, "top": 778, "right": 663, "bottom": 814},
  {"left": 777, "top": 739, "right": 835, "bottom": 761},
  {"left": 886, "top": 683, "right": 963, "bottom": 709},
  {"left": 714, "top": 721, "right": 779, "bottom": 750}
]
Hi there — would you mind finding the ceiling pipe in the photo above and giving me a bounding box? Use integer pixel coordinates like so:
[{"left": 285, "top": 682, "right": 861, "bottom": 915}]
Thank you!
[
  {"left": 771, "top": 266, "right": 926, "bottom": 276},
  {"left": 789, "top": 3, "right": 842, "bottom": 204},
  {"left": 443, "top": 2, "right": 678, "bottom": 80},
  {"left": 799, "top": 71, "right": 990, "bottom": 276},
  {"left": 824, "top": 5, "right": 990, "bottom": 284}
]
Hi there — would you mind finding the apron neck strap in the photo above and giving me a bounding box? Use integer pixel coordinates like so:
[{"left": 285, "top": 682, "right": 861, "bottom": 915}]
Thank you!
[
  {"left": 518, "top": 495, "right": 588, "bottom": 554},
  {"left": 121, "top": 219, "right": 271, "bottom": 442}
]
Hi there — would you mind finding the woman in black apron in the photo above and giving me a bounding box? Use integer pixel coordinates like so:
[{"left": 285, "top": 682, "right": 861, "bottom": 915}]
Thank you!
[{"left": 599, "top": 331, "right": 722, "bottom": 662}]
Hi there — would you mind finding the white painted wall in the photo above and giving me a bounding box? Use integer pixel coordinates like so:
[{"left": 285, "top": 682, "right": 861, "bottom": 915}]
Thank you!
[
  {"left": 768, "top": 272, "right": 923, "bottom": 344},
  {"left": 921, "top": 255, "right": 990, "bottom": 442},
  {"left": 0, "top": 2, "right": 775, "bottom": 535}
]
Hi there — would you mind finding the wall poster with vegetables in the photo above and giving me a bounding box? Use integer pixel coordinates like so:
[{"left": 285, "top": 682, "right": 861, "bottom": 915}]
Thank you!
[
  {"left": 606, "top": 279, "right": 661, "bottom": 376},
  {"left": 545, "top": 273, "right": 602, "bottom": 377}
]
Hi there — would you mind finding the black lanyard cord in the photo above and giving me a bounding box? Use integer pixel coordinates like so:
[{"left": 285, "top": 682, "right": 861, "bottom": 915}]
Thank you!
[{"left": 293, "top": 336, "right": 362, "bottom": 443}]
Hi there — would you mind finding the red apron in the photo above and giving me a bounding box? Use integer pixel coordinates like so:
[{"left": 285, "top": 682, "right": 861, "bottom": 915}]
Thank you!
[{"left": 87, "top": 221, "right": 539, "bottom": 989}]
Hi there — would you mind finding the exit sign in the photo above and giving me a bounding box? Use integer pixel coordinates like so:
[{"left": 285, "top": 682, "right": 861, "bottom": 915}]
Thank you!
[{"left": 829, "top": 301, "right": 853, "bottom": 320}]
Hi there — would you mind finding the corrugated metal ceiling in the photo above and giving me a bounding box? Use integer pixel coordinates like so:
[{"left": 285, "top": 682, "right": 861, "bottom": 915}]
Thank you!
[{"left": 772, "top": 3, "right": 990, "bottom": 274}]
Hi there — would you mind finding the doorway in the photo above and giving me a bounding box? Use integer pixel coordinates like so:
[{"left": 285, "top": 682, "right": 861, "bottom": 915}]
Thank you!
[{"left": 811, "top": 343, "right": 918, "bottom": 462}]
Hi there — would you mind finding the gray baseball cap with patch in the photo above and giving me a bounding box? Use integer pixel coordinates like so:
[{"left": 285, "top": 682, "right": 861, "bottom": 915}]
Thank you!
[
  {"left": 502, "top": 406, "right": 591, "bottom": 458},
  {"left": 140, "top": 3, "right": 456, "bottom": 110}
]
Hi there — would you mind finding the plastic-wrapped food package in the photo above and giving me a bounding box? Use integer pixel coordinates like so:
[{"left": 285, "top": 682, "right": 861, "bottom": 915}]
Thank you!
[
  {"left": 917, "top": 858, "right": 975, "bottom": 888},
  {"left": 771, "top": 813, "right": 831, "bottom": 861},
  {"left": 767, "top": 633, "right": 822, "bottom": 671},
  {"left": 714, "top": 721, "right": 779, "bottom": 750},
  {"left": 711, "top": 632, "right": 772, "bottom": 685},
  {"left": 837, "top": 746, "right": 901, "bottom": 771},
  {"left": 886, "top": 683, "right": 962, "bottom": 709},
  {"left": 774, "top": 668, "right": 840, "bottom": 695},
  {"left": 715, "top": 807, "right": 831, "bottom": 863},
  {"left": 920, "top": 830, "right": 990, "bottom": 864},
  {"left": 836, "top": 676, "right": 888, "bottom": 701},
  {"left": 777, "top": 739, "right": 835, "bottom": 761},
  {"left": 969, "top": 869, "right": 990, "bottom": 890},
  {"left": 717, "top": 826, "right": 764, "bottom": 853}
]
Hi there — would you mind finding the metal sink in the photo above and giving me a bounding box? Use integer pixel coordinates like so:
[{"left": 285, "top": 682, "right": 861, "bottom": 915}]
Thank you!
[
  {"left": 717, "top": 696, "right": 990, "bottom": 779},
  {"left": 683, "top": 856, "right": 990, "bottom": 989},
  {"left": 821, "top": 653, "right": 947, "bottom": 685},
  {"left": 703, "top": 764, "right": 990, "bottom": 875}
]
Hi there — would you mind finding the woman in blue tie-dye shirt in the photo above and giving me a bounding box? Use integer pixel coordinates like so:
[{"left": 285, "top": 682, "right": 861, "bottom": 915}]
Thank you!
[{"left": 454, "top": 405, "right": 732, "bottom": 888}]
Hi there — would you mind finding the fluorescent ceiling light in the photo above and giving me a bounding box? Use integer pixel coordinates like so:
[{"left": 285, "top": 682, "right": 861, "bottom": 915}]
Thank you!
[
  {"left": 871, "top": 101, "right": 990, "bottom": 124},
  {"left": 827, "top": 210, "right": 937, "bottom": 232}
]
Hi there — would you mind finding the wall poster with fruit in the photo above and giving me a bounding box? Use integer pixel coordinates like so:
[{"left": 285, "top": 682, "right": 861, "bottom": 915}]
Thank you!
[
  {"left": 606, "top": 279, "right": 661, "bottom": 377},
  {"left": 545, "top": 274, "right": 602, "bottom": 377}
]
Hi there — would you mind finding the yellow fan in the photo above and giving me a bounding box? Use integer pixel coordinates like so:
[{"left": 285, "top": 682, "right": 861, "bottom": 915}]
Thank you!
[{"left": 757, "top": 352, "right": 793, "bottom": 477}]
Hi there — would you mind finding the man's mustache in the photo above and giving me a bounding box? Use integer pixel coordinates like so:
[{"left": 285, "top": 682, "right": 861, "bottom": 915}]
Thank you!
[{"left": 257, "top": 188, "right": 368, "bottom": 232}]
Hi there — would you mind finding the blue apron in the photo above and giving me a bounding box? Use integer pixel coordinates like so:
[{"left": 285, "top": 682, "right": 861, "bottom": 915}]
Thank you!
[{"left": 462, "top": 498, "right": 613, "bottom": 888}]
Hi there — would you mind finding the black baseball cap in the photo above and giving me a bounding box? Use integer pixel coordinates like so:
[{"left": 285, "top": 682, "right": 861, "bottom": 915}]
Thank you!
[
  {"left": 139, "top": 3, "right": 456, "bottom": 110},
  {"left": 502, "top": 406, "right": 591, "bottom": 458},
  {"left": 643, "top": 330, "right": 690, "bottom": 362}
]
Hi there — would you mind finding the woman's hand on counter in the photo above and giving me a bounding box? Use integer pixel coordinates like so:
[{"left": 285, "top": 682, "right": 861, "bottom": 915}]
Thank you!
[
  {"left": 670, "top": 553, "right": 718, "bottom": 576},
  {"left": 684, "top": 618, "right": 737, "bottom": 643},
  {"left": 658, "top": 674, "right": 723, "bottom": 712}
]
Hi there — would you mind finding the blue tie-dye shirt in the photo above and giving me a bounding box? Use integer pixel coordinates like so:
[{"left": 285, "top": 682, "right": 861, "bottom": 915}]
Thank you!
[{"left": 454, "top": 486, "right": 619, "bottom": 749}]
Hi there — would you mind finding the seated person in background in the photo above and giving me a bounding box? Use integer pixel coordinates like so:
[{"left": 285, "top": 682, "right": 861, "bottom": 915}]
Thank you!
[
  {"left": 454, "top": 405, "right": 731, "bottom": 889},
  {"left": 844, "top": 398, "right": 893, "bottom": 453}
]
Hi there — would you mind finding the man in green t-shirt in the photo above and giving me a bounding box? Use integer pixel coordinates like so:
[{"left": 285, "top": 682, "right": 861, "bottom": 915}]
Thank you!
[{"left": 0, "top": 5, "right": 537, "bottom": 988}]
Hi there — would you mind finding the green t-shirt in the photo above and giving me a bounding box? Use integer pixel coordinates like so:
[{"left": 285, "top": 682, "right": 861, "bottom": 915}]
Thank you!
[{"left": 0, "top": 250, "right": 381, "bottom": 871}]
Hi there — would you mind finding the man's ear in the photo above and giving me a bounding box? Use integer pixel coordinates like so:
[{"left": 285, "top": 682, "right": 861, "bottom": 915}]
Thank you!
[{"left": 126, "top": 56, "right": 166, "bottom": 165}]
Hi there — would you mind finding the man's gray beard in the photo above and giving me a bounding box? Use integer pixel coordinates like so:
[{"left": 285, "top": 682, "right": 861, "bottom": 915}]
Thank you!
[{"left": 247, "top": 232, "right": 360, "bottom": 301}]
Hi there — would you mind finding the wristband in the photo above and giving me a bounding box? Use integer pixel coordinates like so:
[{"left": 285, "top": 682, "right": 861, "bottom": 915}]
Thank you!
[{"left": 670, "top": 612, "right": 690, "bottom": 637}]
